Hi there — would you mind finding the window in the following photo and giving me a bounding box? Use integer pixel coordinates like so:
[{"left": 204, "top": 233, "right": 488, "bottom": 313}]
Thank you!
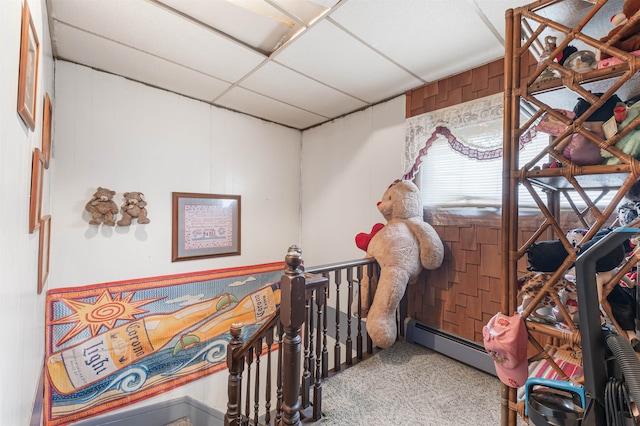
[
  {"left": 419, "top": 116, "right": 549, "bottom": 208},
  {"left": 406, "top": 95, "right": 616, "bottom": 212}
]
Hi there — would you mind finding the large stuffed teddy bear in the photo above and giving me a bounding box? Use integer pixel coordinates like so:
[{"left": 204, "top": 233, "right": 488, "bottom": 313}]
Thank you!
[
  {"left": 85, "top": 187, "right": 119, "bottom": 226},
  {"left": 356, "top": 180, "right": 444, "bottom": 348}
]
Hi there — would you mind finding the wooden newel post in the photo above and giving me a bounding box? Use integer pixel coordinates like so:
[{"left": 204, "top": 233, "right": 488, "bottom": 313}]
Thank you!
[
  {"left": 280, "top": 245, "right": 306, "bottom": 426},
  {"left": 224, "top": 322, "right": 244, "bottom": 426}
]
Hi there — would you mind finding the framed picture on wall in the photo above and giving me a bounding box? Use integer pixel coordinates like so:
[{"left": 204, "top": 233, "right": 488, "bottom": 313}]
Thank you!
[
  {"left": 42, "top": 93, "right": 52, "bottom": 168},
  {"left": 17, "top": 0, "right": 40, "bottom": 131},
  {"left": 172, "top": 192, "right": 241, "bottom": 262},
  {"left": 29, "top": 148, "right": 43, "bottom": 234},
  {"left": 38, "top": 215, "right": 51, "bottom": 294}
]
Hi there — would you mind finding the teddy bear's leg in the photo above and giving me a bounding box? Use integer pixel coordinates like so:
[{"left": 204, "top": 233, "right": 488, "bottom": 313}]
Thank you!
[
  {"left": 352, "top": 272, "right": 371, "bottom": 318},
  {"left": 89, "top": 213, "right": 101, "bottom": 225},
  {"left": 104, "top": 212, "right": 116, "bottom": 226},
  {"left": 137, "top": 209, "right": 150, "bottom": 224},
  {"left": 117, "top": 213, "right": 132, "bottom": 227},
  {"left": 366, "top": 266, "right": 410, "bottom": 348}
]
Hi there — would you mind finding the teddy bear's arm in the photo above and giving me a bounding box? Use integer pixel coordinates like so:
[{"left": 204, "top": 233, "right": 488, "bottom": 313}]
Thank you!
[
  {"left": 110, "top": 201, "right": 119, "bottom": 214},
  {"left": 405, "top": 218, "right": 444, "bottom": 270}
]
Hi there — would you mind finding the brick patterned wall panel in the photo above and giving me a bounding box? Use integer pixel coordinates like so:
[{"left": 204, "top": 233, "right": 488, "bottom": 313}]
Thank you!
[
  {"left": 459, "top": 225, "right": 477, "bottom": 250},
  {"left": 471, "top": 66, "right": 489, "bottom": 92},
  {"left": 477, "top": 274, "right": 491, "bottom": 291},
  {"left": 480, "top": 243, "right": 501, "bottom": 278},
  {"left": 406, "top": 54, "right": 534, "bottom": 118},
  {"left": 477, "top": 226, "right": 499, "bottom": 245},
  {"left": 458, "top": 264, "right": 479, "bottom": 297},
  {"left": 450, "top": 242, "right": 467, "bottom": 272},
  {"left": 408, "top": 221, "right": 502, "bottom": 344},
  {"left": 444, "top": 225, "right": 461, "bottom": 242},
  {"left": 402, "top": 54, "right": 534, "bottom": 343},
  {"left": 465, "top": 244, "right": 481, "bottom": 265}
]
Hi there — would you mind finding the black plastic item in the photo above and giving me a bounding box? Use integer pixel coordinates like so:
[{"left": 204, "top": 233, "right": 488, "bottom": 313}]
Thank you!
[
  {"left": 573, "top": 93, "right": 622, "bottom": 122},
  {"left": 574, "top": 228, "right": 640, "bottom": 426},
  {"left": 529, "top": 388, "right": 584, "bottom": 426}
]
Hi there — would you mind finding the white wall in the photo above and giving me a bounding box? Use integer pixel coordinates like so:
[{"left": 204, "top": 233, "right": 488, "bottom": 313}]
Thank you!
[
  {"left": 48, "top": 61, "right": 302, "bottom": 418},
  {"left": 1, "top": 0, "right": 54, "bottom": 424},
  {"left": 52, "top": 61, "right": 302, "bottom": 288},
  {"left": 0, "top": 3, "right": 407, "bottom": 422},
  {"left": 300, "top": 96, "right": 406, "bottom": 266}
]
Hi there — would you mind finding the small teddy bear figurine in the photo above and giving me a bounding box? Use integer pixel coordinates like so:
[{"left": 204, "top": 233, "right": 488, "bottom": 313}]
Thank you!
[
  {"left": 85, "top": 187, "right": 119, "bottom": 226},
  {"left": 117, "top": 192, "right": 150, "bottom": 226}
]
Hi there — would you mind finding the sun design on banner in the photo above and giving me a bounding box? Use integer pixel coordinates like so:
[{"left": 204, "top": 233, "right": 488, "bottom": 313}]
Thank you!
[{"left": 51, "top": 290, "right": 163, "bottom": 346}]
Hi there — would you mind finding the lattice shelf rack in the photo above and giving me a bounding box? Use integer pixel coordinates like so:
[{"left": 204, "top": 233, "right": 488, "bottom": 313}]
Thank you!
[{"left": 502, "top": 0, "right": 640, "bottom": 425}]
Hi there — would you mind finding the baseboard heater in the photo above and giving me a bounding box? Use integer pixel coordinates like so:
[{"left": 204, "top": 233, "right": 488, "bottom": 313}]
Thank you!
[{"left": 405, "top": 318, "right": 497, "bottom": 377}]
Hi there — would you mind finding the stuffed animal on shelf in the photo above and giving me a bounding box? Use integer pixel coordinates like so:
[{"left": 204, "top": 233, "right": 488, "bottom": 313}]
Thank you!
[
  {"left": 355, "top": 180, "right": 444, "bottom": 348},
  {"left": 599, "top": 0, "right": 640, "bottom": 59},
  {"left": 566, "top": 228, "right": 639, "bottom": 351},
  {"left": 85, "top": 187, "right": 119, "bottom": 226},
  {"left": 117, "top": 192, "right": 150, "bottom": 226}
]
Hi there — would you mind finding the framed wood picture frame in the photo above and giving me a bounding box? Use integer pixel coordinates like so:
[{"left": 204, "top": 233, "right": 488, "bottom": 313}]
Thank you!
[
  {"left": 172, "top": 192, "right": 241, "bottom": 262},
  {"left": 29, "top": 148, "right": 43, "bottom": 234},
  {"left": 17, "top": 0, "right": 40, "bottom": 131},
  {"left": 42, "top": 93, "right": 52, "bottom": 168},
  {"left": 38, "top": 215, "right": 51, "bottom": 294}
]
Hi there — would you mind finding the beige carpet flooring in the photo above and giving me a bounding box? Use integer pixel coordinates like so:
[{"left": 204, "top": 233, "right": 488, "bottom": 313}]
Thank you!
[{"left": 318, "top": 340, "right": 527, "bottom": 426}]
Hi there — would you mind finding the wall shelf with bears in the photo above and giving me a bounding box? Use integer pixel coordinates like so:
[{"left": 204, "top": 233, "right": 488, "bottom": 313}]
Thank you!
[{"left": 501, "top": 0, "right": 640, "bottom": 424}]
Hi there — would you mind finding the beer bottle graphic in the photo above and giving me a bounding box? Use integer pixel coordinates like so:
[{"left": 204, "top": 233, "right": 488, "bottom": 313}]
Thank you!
[
  {"left": 46, "top": 284, "right": 279, "bottom": 395},
  {"left": 174, "top": 282, "right": 281, "bottom": 354}
]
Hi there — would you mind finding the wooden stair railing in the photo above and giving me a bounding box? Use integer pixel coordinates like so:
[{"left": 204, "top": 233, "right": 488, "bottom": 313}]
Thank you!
[{"left": 225, "top": 246, "right": 386, "bottom": 426}]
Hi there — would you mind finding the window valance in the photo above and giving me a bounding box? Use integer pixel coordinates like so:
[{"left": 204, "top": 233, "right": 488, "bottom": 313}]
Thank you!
[{"left": 403, "top": 93, "right": 535, "bottom": 180}]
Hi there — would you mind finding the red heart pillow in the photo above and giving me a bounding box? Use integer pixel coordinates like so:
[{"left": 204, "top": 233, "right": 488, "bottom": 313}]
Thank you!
[{"left": 355, "top": 223, "right": 385, "bottom": 252}]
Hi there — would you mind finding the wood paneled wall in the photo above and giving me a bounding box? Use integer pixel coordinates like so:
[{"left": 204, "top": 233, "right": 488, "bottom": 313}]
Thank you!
[
  {"left": 408, "top": 220, "right": 501, "bottom": 342},
  {"left": 405, "top": 52, "right": 537, "bottom": 119},
  {"left": 404, "top": 54, "right": 539, "bottom": 344},
  {"left": 408, "top": 211, "right": 560, "bottom": 344},
  {"left": 406, "top": 59, "right": 504, "bottom": 117}
]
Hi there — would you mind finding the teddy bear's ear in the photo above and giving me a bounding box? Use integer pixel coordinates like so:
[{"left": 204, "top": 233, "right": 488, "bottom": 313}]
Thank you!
[
  {"left": 139, "top": 193, "right": 145, "bottom": 200},
  {"left": 123, "top": 192, "right": 130, "bottom": 197}
]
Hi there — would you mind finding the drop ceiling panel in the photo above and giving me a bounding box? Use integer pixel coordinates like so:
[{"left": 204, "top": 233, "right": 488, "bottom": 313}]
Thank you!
[
  {"left": 328, "top": 0, "right": 504, "bottom": 82},
  {"left": 47, "top": 0, "right": 526, "bottom": 130},
  {"left": 50, "top": 0, "right": 265, "bottom": 82},
  {"left": 275, "top": 20, "right": 423, "bottom": 103},
  {"left": 53, "top": 24, "right": 231, "bottom": 103},
  {"left": 216, "top": 86, "right": 327, "bottom": 129},
  {"left": 475, "top": 0, "right": 541, "bottom": 39},
  {"left": 159, "top": 0, "right": 293, "bottom": 54},
  {"left": 239, "top": 62, "right": 368, "bottom": 117}
]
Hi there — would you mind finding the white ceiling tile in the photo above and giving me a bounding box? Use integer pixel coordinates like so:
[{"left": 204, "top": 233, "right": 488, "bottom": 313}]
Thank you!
[
  {"left": 216, "top": 86, "right": 328, "bottom": 129},
  {"left": 239, "top": 62, "right": 367, "bottom": 117},
  {"left": 50, "top": 0, "right": 265, "bottom": 82},
  {"left": 474, "top": 0, "right": 540, "bottom": 40},
  {"left": 47, "top": 0, "right": 525, "bottom": 130},
  {"left": 53, "top": 24, "right": 231, "bottom": 103},
  {"left": 275, "top": 20, "right": 423, "bottom": 103},
  {"left": 328, "top": 0, "right": 505, "bottom": 82},
  {"left": 160, "top": 0, "right": 293, "bottom": 53}
]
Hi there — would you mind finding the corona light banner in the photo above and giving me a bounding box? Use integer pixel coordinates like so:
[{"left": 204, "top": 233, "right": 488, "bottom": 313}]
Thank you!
[{"left": 44, "top": 262, "right": 284, "bottom": 425}]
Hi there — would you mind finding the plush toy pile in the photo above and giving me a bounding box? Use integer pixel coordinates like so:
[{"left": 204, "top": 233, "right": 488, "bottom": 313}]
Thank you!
[{"left": 354, "top": 180, "right": 444, "bottom": 348}]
